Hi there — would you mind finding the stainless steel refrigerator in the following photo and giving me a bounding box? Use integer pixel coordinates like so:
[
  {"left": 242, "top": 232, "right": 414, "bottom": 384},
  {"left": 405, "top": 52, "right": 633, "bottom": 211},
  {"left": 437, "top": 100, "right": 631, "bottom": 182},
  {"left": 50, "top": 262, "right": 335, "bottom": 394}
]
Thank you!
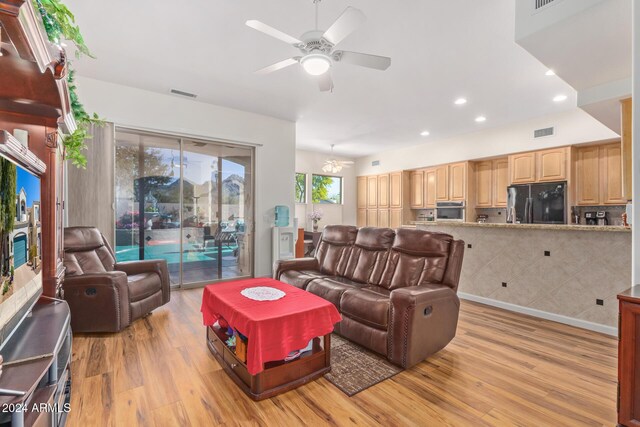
[{"left": 506, "top": 181, "right": 567, "bottom": 224}]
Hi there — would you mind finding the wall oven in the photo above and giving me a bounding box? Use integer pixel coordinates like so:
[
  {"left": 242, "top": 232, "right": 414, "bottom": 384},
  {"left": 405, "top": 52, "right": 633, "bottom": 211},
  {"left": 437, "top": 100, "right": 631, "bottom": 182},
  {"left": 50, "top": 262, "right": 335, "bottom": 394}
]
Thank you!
[{"left": 436, "top": 202, "right": 465, "bottom": 222}]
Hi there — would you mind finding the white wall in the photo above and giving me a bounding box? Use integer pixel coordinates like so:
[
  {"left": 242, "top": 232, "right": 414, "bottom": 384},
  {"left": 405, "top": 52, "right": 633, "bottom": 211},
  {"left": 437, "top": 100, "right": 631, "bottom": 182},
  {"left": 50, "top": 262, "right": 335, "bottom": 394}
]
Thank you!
[
  {"left": 356, "top": 108, "right": 618, "bottom": 175},
  {"left": 294, "top": 150, "right": 356, "bottom": 230},
  {"left": 75, "top": 76, "right": 296, "bottom": 278}
]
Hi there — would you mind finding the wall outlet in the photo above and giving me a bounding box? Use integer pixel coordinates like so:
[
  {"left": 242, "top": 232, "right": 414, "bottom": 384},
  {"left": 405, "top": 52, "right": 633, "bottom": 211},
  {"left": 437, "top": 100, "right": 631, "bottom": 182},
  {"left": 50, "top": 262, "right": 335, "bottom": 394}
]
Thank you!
[
  {"left": 502, "top": 282, "right": 507, "bottom": 287},
  {"left": 467, "top": 244, "right": 472, "bottom": 249},
  {"left": 596, "top": 299, "right": 604, "bottom": 306},
  {"left": 544, "top": 251, "right": 551, "bottom": 256}
]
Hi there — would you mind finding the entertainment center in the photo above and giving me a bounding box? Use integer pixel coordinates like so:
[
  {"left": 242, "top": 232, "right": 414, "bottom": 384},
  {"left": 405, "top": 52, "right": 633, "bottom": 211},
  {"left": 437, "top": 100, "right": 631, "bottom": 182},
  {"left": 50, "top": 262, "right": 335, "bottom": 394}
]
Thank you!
[{"left": 0, "top": 1, "right": 74, "bottom": 425}]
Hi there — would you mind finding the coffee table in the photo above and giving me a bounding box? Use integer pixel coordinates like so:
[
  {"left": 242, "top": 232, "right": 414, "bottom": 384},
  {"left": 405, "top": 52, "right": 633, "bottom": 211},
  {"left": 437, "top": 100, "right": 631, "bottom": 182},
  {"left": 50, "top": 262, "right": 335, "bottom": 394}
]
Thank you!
[{"left": 201, "top": 278, "right": 341, "bottom": 400}]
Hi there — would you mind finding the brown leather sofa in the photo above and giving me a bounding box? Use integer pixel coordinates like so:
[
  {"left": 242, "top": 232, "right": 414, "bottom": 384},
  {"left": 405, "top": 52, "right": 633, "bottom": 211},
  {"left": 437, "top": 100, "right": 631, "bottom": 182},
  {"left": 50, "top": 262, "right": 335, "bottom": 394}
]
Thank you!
[
  {"left": 63, "top": 227, "right": 171, "bottom": 333},
  {"left": 274, "top": 225, "right": 464, "bottom": 368}
]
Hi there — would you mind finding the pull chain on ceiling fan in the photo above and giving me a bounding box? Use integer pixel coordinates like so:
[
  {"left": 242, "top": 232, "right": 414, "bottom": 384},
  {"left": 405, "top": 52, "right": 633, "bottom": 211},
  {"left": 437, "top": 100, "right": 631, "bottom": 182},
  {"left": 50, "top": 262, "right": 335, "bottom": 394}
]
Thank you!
[{"left": 246, "top": 0, "right": 392, "bottom": 92}]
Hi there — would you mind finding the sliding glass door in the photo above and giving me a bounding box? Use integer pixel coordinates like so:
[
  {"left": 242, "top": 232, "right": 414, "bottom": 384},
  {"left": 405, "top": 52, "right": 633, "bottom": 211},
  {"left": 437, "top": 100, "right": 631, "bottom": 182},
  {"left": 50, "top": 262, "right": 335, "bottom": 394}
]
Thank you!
[{"left": 114, "top": 129, "right": 254, "bottom": 288}]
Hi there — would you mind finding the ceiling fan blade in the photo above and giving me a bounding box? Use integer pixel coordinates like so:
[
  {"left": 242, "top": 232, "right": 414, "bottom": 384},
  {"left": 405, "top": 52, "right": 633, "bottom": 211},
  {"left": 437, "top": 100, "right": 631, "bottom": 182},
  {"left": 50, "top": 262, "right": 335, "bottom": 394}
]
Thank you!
[
  {"left": 317, "top": 72, "right": 334, "bottom": 92},
  {"left": 334, "top": 51, "right": 391, "bottom": 71},
  {"left": 245, "top": 20, "right": 302, "bottom": 45},
  {"left": 255, "top": 58, "right": 299, "bottom": 75},
  {"left": 322, "top": 7, "right": 366, "bottom": 46}
]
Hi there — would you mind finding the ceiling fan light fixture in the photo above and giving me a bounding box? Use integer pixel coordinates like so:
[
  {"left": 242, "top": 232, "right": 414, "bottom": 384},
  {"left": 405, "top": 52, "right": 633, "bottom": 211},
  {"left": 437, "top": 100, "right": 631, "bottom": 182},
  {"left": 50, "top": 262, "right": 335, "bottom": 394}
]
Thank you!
[{"left": 301, "top": 54, "right": 331, "bottom": 76}]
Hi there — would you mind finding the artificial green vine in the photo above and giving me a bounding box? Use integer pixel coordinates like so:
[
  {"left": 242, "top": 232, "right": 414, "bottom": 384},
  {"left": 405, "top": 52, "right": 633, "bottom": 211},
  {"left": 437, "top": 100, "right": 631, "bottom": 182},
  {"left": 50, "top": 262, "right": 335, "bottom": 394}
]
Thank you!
[{"left": 33, "top": 0, "right": 102, "bottom": 168}]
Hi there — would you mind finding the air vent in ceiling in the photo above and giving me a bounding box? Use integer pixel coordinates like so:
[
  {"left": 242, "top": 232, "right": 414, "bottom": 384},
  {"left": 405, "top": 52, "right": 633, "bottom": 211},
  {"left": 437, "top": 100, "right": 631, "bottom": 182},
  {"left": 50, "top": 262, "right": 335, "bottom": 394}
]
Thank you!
[
  {"left": 534, "top": 127, "right": 554, "bottom": 139},
  {"left": 372, "top": 160, "right": 380, "bottom": 166},
  {"left": 535, "top": 0, "right": 555, "bottom": 10},
  {"left": 170, "top": 89, "right": 197, "bottom": 98}
]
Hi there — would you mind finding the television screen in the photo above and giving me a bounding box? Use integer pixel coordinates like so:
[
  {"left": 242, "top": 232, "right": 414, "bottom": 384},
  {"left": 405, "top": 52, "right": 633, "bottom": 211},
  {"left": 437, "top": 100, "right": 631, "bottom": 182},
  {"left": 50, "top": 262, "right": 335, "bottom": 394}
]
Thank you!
[{"left": 0, "top": 155, "right": 42, "bottom": 350}]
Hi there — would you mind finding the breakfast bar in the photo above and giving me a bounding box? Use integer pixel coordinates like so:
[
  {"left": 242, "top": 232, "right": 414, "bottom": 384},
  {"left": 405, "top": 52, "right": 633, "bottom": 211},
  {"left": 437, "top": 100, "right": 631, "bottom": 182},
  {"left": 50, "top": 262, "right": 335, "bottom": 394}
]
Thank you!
[{"left": 408, "top": 221, "right": 631, "bottom": 332}]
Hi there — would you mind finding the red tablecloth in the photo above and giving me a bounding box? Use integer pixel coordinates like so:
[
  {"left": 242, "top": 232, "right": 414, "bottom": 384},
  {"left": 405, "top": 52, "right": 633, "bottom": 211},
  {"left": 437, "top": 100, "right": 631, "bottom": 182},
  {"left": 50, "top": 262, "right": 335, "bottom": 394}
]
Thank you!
[{"left": 201, "top": 278, "right": 341, "bottom": 375}]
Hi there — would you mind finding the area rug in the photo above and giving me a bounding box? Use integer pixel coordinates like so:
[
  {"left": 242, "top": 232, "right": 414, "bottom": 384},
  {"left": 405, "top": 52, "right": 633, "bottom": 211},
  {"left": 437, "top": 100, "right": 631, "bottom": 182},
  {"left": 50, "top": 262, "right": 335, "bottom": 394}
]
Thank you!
[{"left": 325, "top": 334, "right": 403, "bottom": 396}]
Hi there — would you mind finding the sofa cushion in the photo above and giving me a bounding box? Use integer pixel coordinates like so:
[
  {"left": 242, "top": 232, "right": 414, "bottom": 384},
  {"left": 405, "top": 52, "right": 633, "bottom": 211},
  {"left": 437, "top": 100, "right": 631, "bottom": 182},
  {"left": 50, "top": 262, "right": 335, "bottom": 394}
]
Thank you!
[
  {"left": 279, "top": 270, "right": 326, "bottom": 290},
  {"left": 377, "top": 229, "right": 453, "bottom": 290},
  {"left": 315, "top": 225, "right": 357, "bottom": 276},
  {"left": 343, "top": 227, "right": 394, "bottom": 284},
  {"left": 340, "top": 288, "right": 390, "bottom": 330},
  {"left": 306, "top": 277, "right": 364, "bottom": 308},
  {"left": 128, "top": 272, "right": 161, "bottom": 302}
]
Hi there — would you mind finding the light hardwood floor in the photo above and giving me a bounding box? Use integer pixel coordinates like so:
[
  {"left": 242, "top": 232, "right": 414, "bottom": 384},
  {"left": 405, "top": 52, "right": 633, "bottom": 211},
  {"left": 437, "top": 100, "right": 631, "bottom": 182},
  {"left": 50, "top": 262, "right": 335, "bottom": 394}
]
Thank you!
[{"left": 67, "top": 288, "right": 618, "bottom": 427}]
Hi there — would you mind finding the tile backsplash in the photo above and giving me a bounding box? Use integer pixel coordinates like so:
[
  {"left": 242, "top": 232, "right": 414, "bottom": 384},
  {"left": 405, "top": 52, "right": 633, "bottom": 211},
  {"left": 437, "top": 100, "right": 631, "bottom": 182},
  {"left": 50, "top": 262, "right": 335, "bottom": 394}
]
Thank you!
[
  {"left": 572, "top": 205, "right": 626, "bottom": 226},
  {"left": 474, "top": 208, "right": 507, "bottom": 223}
]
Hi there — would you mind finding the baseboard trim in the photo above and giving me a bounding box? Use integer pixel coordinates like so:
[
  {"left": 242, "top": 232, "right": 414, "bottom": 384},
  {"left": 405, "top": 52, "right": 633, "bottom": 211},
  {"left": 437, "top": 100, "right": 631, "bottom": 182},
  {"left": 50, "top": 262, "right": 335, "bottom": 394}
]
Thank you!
[{"left": 458, "top": 292, "right": 618, "bottom": 337}]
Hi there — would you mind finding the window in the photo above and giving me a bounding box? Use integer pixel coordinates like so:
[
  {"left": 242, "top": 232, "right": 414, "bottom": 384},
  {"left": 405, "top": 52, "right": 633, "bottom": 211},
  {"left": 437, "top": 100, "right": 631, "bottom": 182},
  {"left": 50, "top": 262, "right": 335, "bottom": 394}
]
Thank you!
[
  {"left": 295, "top": 173, "right": 306, "bottom": 203},
  {"left": 312, "top": 175, "right": 342, "bottom": 204}
]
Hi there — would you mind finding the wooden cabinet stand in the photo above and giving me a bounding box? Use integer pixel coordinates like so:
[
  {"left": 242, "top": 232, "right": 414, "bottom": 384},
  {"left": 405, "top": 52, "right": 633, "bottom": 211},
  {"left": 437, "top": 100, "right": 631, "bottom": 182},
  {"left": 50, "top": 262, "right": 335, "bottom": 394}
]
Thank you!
[{"left": 618, "top": 287, "right": 640, "bottom": 426}]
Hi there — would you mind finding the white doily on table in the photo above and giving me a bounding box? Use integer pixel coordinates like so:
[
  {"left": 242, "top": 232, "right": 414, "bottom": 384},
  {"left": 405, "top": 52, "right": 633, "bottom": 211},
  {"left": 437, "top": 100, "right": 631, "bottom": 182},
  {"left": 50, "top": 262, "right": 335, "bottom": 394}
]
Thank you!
[{"left": 240, "top": 286, "right": 286, "bottom": 301}]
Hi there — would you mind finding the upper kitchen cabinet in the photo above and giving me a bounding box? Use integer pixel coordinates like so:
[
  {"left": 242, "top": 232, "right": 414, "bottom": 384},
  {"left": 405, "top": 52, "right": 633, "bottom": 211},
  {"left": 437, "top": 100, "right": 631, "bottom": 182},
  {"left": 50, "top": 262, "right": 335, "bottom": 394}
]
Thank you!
[
  {"left": 410, "top": 170, "right": 425, "bottom": 208},
  {"left": 378, "top": 174, "right": 390, "bottom": 208},
  {"left": 574, "top": 142, "right": 624, "bottom": 206},
  {"left": 621, "top": 98, "right": 632, "bottom": 200},
  {"left": 509, "top": 152, "right": 536, "bottom": 184},
  {"left": 600, "top": 142, "right": 625, "bottom": 205},
  {"left": 367, "top": 175, "right": 378, "bottom": 208},
  {"left": 449, "top": 162, "right": 467, "bottom": 201},
  {"left": 474, "top": 158, "right": 508, "bottom": 208},
  {"left": 389, "top": 171, "right": 403, "bottom": 208},
  {"left": 425, "top": 169, "right": 437, "bottom": 208},
  {"left": 357, "top": 176, "right": 367, "bottom": 209},
  {"left": 493, "top": 158, "right": 509, "bottom": 207},
  {"left": 475, "top": 161, "right": 493, "bottom": 208},
  {"left": 435, "top": 165, "right": 449, "bottom": 201},
  {"left": 536, "top": 147, "right": 568, "bottom": 182}
]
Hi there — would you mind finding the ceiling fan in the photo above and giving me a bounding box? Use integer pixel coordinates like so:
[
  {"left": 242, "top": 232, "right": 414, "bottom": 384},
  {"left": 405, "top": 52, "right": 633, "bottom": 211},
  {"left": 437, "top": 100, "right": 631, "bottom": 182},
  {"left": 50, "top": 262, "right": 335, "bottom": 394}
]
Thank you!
[
  {"left": 246, "top": 0, "right": 391, "bottom": 92},
  {"left": 322, "top": 145, "right": 354, "bottom": 173}
]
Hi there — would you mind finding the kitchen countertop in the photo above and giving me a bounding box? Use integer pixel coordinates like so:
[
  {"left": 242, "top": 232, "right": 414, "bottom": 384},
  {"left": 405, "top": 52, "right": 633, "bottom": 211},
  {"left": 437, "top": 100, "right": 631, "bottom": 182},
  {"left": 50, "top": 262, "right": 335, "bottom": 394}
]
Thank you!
[{"left": 407, "top": 221, "right": 631, "bottom": 232}]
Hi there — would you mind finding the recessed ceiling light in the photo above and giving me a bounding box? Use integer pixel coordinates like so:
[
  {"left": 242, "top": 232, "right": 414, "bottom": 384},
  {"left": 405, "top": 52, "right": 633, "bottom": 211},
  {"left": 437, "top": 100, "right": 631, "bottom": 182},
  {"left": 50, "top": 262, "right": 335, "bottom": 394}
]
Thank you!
[
  {"left": 420, "top": 131, "right": 430, "bottom": 137},
  {"left": 475, "top": 116, "right": 486, "bottom": 123},
  {"left": 545, "top": 69, "right": 556, "bottom": 76},
  {"left": 454, "top": 98, "right": 467, "bottom": 105},
  {"left": 553, "top": 94, "right": 568, "bottom": 102}
]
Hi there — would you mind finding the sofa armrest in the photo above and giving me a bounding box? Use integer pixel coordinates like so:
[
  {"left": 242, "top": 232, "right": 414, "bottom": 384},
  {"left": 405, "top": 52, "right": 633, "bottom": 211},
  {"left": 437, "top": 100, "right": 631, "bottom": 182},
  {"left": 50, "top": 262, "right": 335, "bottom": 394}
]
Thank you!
[
  {"left": 389, "top": 284, "right": 460, "bottom": 368},
  {"left": 63, "top": 272, "right": 131, "bottom": 332},
  {"left": 115, "top": 259, "right": 171, "bottom": 305},
  {"left": 273, "top": 257, "right": 319, "bottom": 279}
]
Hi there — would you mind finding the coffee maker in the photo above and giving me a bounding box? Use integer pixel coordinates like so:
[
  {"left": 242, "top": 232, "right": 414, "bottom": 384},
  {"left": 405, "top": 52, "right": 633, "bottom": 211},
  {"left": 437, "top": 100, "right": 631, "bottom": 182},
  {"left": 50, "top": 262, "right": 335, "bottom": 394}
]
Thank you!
[
  {"left": 584, "top": 211, "right": 597, "bottom": 225},
  {"left": 596, "top": 211, "right": 608, "bottom": 226}
]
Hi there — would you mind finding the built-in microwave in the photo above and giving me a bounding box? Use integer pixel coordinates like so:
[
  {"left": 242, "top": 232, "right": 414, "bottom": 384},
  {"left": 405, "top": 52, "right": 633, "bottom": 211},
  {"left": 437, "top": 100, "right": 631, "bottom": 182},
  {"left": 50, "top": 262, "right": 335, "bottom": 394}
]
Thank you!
[{"left": 436, "top": 201, "right": 465, "bottom": 222}]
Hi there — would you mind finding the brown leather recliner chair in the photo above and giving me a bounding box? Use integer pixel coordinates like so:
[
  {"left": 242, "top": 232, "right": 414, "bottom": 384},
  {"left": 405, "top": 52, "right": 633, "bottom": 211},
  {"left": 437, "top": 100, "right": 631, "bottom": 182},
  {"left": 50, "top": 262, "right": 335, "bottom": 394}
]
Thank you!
[
  {"left": 274, "top": 225, "right": 465, "bottom": 369},
  {"left": 63, "top": 227, "right": 171, "bottom": 333}
]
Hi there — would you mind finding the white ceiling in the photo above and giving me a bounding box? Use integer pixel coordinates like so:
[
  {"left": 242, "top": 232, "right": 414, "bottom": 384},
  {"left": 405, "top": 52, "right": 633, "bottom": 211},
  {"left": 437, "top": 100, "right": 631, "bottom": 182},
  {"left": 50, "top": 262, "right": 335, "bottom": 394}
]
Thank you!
[{"left": 64, "top": 0, "right": 577, "bottom": 158}]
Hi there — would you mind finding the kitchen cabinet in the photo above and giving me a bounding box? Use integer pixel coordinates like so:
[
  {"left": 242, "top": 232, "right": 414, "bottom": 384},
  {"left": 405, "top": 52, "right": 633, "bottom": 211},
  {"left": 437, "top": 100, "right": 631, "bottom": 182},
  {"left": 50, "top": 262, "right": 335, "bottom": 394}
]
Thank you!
[
  {"left": 449, "top": 162, "right": 467, "bottom": 201},
  {"left": 510, "top": 152, "right": 536, "bottom": 184},
  {"left": 493, "top": 158, "right": 509, "bottom": 207},
  {"left": 357, "top": 208, "right": 366, "bottom": 227},
  {"left": 575, "top": 142, "right": 624, "bottom": 206},
  {"left": 366, "top": 209, "right": 378, "bottom": 227},
  {"left": 410, "top": 170, "right": 425, "bottom": 208},
  {"left": 425, "top": 169, "right": 437, "bottom": 208},
  {"left": 435, "top": 165, "right": 449, "bottom": 201},
  {"left": 575, "top": 145, "right": 600, "bottom": 205},
  {"left": 389, "top": 209, "right": 403, "bottom": 228},
  {"left": 367, "top": 176, "right": 378, "bottom": 208},
  {"left": 357, "top": 177, "right": 367, "bottom": 209},
  {"left": 378, "top": 174, "right": 389, "bottom": 208},
  {"left": 536, "top": 147, "right": 567, "bottom": 182},
  {"left": 600, "top": 142, "right": 625, "bottom": 205},
  {"left": 621, "top": 98, "right": 632, "bottom": 200},
  {"left": 389, "top": 172, "right": 403, "bottom": 208},
  {"left": 475, "top": 161, "right": 493, "bottom": 207},
  {"left": 378, "top": 209, "right": 390, "bottom": 228},
  {"left": 618, "top": 288, "right": 640, "bottom": 427}
]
